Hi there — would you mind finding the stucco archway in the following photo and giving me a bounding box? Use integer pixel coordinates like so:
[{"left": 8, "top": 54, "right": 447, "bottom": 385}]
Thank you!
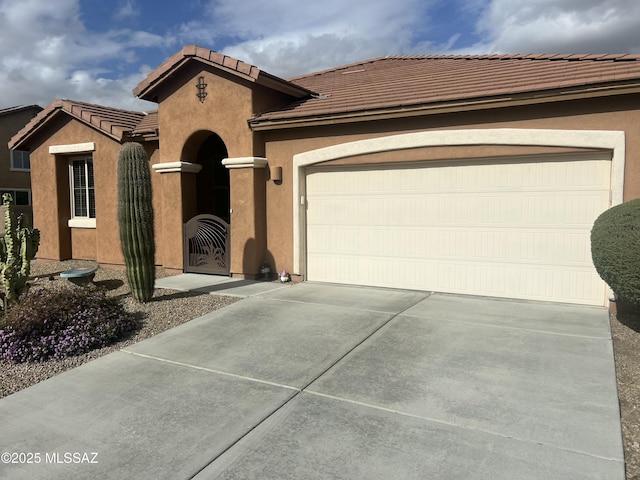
[{"left": 182, "top": 131, "right": 230, "bottom": 223}]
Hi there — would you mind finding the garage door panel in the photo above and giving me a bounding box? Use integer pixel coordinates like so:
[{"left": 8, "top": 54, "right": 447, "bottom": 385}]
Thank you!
[
  {"left": 309, "top": 192, "right": 609, "bottom": 228},
  {"left": 305, "top": 158, "right": 611, "bottom": 305},
  {"left": 309, "top": 225, "right": 595, "bottom": 264}
]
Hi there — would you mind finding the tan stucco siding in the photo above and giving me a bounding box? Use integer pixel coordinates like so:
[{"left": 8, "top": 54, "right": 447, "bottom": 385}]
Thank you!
[
  {"left": 157, "top": 65, "right": 257, "bottom": 163},
  {"left": 70, "top": 228, "right": 97, "bottom": 260},
  {"left": 153, "top": 64, "right": 272, "bottom": 274},
  {"left": 261, "top": 94, "right": 640, "bottom": 276},
  {"left": 227, "top": 167, "right": 267, "bottom": 277},
  {"left": 1, "top": 108, "right": 40, "bottom": 191},
  {"left": 29, "top": 117, "right": 160, "bottom": 265}
]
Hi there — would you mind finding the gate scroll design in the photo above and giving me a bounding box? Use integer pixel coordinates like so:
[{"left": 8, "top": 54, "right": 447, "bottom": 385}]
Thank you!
[{"left": 183, "top": 214, "right": 230, "bottom": 275}]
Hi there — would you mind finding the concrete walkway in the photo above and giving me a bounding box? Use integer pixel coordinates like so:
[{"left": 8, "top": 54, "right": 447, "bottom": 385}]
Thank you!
[{"left": 0, "top": 277, "right": 625, "bottom": 479}]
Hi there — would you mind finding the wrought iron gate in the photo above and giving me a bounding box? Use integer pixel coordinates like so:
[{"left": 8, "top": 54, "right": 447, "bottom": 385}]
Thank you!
[{"left": 183, "top": 214, "right": 230, "bottom": 275}]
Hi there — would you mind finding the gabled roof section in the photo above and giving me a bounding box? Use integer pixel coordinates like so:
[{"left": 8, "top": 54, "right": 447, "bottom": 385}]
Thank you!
[
  {"left": 250, "top": 53, "right": 640, "bottom": 129},
  {"left": 130, "top": 110, "right": 158, "bottom": 138},
  {"left": 9, "top": 99, "right": 147, "bottom": 150},
  {"left": 133, "top": 45, "right": 314, "bottom": 102},
  {"left": 0, "top": 104, "right": 42, "bottom": 118}
]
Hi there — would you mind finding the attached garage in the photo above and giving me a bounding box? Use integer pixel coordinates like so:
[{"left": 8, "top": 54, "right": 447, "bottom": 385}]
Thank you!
[{"left": 303, "top": 152, "right": 612, "bottom": 306}]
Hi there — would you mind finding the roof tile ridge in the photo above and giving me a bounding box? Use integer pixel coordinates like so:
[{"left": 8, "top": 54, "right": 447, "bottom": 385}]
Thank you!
[
  {"left": 58, "top": 98, "right": 145, "bottom": 116},
  {"left": 288, "top": 56, "right": 391, "bottom": 81},
  {"left": 186, "top": 45, "right": 261, "bottom": 80}
]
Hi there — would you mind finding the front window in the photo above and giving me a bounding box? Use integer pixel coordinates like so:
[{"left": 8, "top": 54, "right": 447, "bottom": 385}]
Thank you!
[
  {"left": 10, "top": 150, "right": 30, "bottom": 170},
  {"left": 0, "top": 189, "right": 31, "bottom": 206},
  {"left": 69, "top": 157, "right": 95, "bottom": 227}
]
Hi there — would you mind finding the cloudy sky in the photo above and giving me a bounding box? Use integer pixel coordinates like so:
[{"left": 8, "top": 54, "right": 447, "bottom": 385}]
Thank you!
[{"left": 1, "top": 0, "right": 639, "bottom": 111}]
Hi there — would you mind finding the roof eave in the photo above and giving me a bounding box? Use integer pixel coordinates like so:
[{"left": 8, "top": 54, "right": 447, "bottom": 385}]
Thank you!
[
  {"left": 255, "top": 71, "right": 315, "bottom": 98},
  {"left": 9, "top": 102, "right": 130, "bottom": 150},
  {"left": 9, "top": 105, "right": 63, "bottom": 150},
  {"left": 134, "top": 50, "right": 312, "bottom": 102},
  {"left": 134, "top": 57, "right": 191, "bottom": 101},
  {"left": 249, "top": 82, "right": 640, "bottom": 131}
]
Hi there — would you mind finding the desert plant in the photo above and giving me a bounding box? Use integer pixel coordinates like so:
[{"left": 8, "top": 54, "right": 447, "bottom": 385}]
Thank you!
[
  {"left": 591, "top": 198, "right": 640, "bottom": 307},
  {"left": 117, "top": 142, "right": 155, "bottom": 302},
  {"left": 0, "top": 193, "right": 40, "bottom": 308},
  {"left": 0, "top": 288, "right": 137, "bottom": 363}
]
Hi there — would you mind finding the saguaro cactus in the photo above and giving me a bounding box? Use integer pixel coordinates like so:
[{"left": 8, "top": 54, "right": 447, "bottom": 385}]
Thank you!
[
  {"left": 0, "top": 193, "right": 40, "bottom": 306},
  {"left": 117, "top": 142, "right": 155, "bottom": 302}
]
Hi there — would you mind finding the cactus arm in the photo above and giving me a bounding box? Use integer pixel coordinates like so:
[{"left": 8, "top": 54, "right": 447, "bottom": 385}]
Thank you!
[{"left": 0, "top": 193, "right": 39, "bottom": 304}]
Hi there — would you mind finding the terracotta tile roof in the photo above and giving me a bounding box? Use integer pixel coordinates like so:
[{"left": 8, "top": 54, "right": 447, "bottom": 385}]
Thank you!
[
  {"left": 9, "top": 99, "right": 149, "bottom": 149},
  {"left": 130, "top": 110, "right": 158, "bottom": 137},
  {"left": 134, "top": 45, "right": 312, "bottom": 101},
  {"left": 0, "top": 104, "right": 42, "bottom": 117},
  {"left": 251, "top": 54, "right": 640, "bottom": 127}
]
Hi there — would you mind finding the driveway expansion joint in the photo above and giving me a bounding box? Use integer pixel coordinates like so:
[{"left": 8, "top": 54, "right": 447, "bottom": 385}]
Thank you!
[
  {"left": 302, "top": 390, "right": 624, "bottom": 463},
  {"left": 119, "top": 350, "right": 300, "bottom": 392}
]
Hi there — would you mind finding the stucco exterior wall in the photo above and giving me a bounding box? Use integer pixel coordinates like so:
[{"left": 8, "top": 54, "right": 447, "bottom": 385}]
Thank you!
[
  {"left": 157, "top": 64, "right": 257, "bottom": 163},
  {"left": 261, "top": 94, "right": 640, "bottom": 276},
  {"left": 150, "top": 64, "right": 298, "bottom": 276},
  {"left": 0, "top": 107, "right": 41, "bottom": 192},
  {"left": 28, "top": 116, "right": 159, "bottom": 265},
  {"left": 1, "top": 106, "right": 41, "bottom": 228}
]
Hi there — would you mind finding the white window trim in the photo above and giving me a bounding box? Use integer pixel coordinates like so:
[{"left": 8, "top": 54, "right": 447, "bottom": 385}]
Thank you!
[
  {"left": 68, "top": 218, "right": 96, "bottom": 228},
  {"left": 68, "top": 156, "right": 96, "bottom": 229},
  {"left": 49, "top": 142, "right": 96, "bottom": 154}
]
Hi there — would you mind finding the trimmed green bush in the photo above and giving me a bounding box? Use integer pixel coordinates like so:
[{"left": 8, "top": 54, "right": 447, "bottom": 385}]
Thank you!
[
  {"left": 591, "top": 198, "right": 640, "bottom": 306},
  {"left": 0, "top": 288, "right": 138, "bottom": 363}
]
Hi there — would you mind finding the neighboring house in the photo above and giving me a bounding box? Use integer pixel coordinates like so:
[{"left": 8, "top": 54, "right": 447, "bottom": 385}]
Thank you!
[
  {"left": 0, "top": 105, "right": 42, "bottom": 229},
  {"left": 9, "top": 46, "right": 640, "bottom": 307}
]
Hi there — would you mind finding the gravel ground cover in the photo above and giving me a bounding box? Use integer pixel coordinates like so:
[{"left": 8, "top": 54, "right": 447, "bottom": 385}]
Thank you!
[
  {"left": 0, "top": 260, "right": 639, "bottom": 479},
  {"left": 0, "top": 260, "right": 239, "bottom": 399},
  {"left": 611, "top": 307, "right": 640, "bottom": 480}
]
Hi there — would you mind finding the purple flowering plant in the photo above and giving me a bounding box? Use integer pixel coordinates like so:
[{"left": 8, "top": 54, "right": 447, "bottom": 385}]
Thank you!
[{"left": 0, "top": 288, "right": 138, "bottom": 363}]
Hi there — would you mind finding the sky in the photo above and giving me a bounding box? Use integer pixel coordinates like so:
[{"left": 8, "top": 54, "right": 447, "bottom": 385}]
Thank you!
[{"left": 1, "top": 0, "right": 639, "bottom": 112}]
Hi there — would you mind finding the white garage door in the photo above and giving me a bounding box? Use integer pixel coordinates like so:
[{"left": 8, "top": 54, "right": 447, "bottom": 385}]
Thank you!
[{"left": 305, "top": 155, "right": 612, "bottom": 305}]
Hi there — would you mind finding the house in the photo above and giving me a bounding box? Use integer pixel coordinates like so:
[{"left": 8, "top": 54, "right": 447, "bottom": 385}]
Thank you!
[
  {"left": 9, "top": 46, "right": 640, "bottom": 307},
  {"left": 0, "top": 104, "right": 42, "bottom": 228}
]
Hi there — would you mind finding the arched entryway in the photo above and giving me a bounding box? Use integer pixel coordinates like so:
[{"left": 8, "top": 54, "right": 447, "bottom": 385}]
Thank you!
[
  {"left": 196, "top": 133, "right": 230, "bottom": 222},
  {"left": 181, "top": 131, "right": 231, "bottom": 275}
]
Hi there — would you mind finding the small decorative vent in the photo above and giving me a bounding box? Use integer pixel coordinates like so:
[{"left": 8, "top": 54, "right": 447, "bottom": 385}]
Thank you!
[{"left": 196, "top": 76, "right": 207, "bottom": 103}]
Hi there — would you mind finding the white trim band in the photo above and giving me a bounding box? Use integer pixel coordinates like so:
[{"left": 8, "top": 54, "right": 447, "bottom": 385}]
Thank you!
[
  {"left": 222, "top": 157, "right": 268, "bottom": 169},
  {"left": 49, "top": 142, "right": 96, "bottom": 154},
  {"left": 68, "top": 218, "right": 96, "bottom": 229},
  {"left": 152, "top": 162, "right": 202, "bottom": 174}
]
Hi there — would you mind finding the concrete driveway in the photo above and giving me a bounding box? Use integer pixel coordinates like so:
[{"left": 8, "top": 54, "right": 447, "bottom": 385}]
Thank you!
[{"left": 0, "top": 281, "right": 624, "bottom": 479}]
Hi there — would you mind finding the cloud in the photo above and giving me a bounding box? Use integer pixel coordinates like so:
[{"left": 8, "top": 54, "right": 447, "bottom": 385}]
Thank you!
[
  {"left": 114, "top": 0, "right": 139, "bottom": 21},
  {"left": 0, "top": 0, "right": 161, "bottom": 110},
  {"left": 2, "top": 0, "right": 640, "bottom": 113},
  {"left": 177, "top": 0, "right": 437, "bottom": 77},
  {"left": 470, "top": 0, "right": 640, "bottom": 53}
]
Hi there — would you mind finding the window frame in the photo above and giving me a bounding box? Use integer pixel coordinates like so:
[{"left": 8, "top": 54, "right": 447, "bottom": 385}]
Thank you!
[
  {"left": 10, "top": 150, "right": 31, "bottom": 171},
  {"left": 68, "top": 156, "right": 96, "bottom": 228},
  {"left": 0, "top": 188, "right": 31, "bottom": 206}
]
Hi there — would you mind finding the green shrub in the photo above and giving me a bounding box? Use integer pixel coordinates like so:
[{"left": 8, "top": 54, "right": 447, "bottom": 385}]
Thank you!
[
  {"left": 591, "top": 198, "right": 640, "bottom": 306},
  {"left": 0, "top": 288, "right": 138, "bottom": 363}
]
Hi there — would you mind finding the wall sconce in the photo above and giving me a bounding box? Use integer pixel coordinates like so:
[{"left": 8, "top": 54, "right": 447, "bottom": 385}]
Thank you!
[{"left": 270, "top": 166, "right": 282, "bottom": 183}]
